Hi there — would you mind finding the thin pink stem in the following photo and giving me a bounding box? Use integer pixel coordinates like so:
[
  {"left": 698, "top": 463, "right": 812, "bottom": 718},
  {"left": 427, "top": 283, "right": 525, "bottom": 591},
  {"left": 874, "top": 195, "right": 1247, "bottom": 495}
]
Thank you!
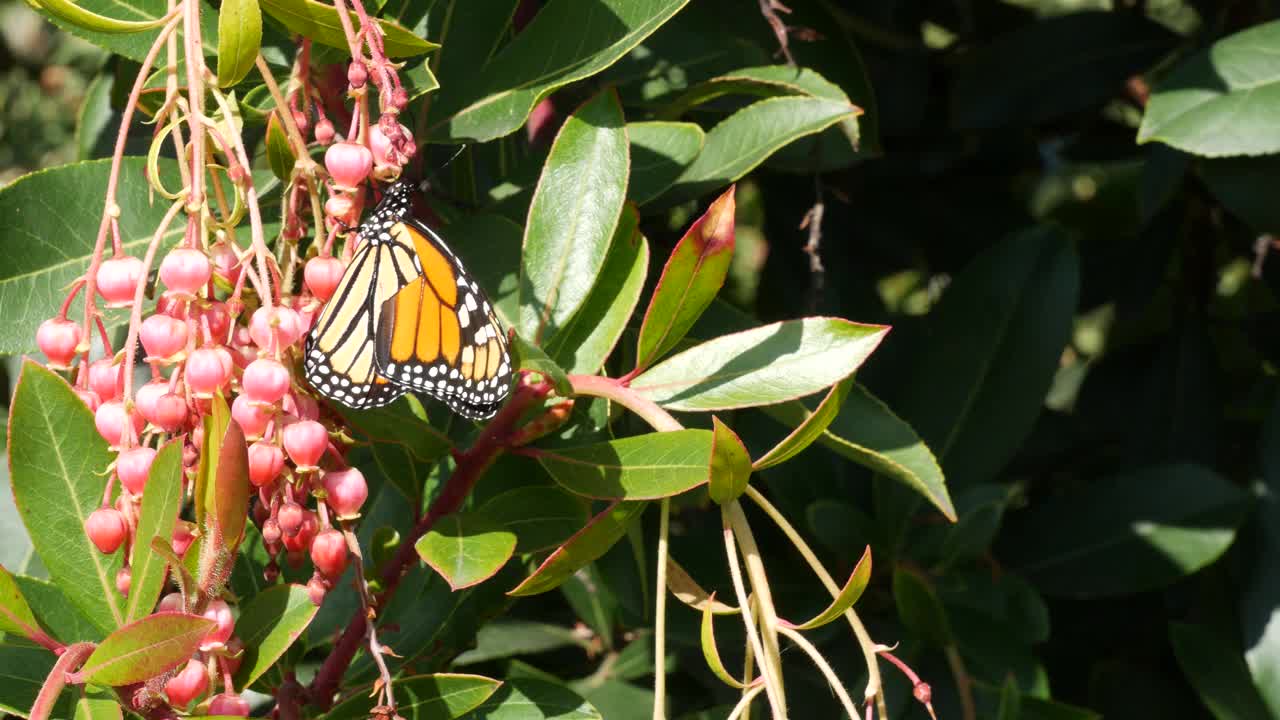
[
  {"left": 568, "top": 374, "right": 683, "bottom": 432},
  {"left": 30, "top": 642, "right": 95, "bottom": 720},
  {"left": 121, "top": 199, "right": 186, "bottom": 411}
]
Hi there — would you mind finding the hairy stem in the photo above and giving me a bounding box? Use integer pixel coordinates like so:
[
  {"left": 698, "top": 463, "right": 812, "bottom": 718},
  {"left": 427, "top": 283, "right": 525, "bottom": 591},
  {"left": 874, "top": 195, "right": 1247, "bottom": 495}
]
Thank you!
[
  {"left": 778, "top": 625, "right": 859, "bottom": 718},
  {"left": 725, "top": 501, "right": 787, "bottom": 719},
  {"left": 721, "top": 516, "right": 784, "bottom": 719},
  {"left": 30, "top": 642, "right": 94, "bottom": 720}
]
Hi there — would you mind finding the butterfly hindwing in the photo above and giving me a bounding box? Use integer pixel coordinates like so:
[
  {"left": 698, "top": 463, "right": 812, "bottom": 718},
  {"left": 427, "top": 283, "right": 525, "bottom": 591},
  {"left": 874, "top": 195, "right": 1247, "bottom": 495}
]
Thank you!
[{"left": 373, "top": 219, "right": 513, "bottom": 420}]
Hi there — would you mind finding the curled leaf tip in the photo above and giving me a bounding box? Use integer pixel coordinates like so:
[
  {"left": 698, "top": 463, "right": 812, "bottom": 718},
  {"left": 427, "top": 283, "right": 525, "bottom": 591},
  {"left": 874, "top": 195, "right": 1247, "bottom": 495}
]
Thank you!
[{"left": 701, "top": 185, "right": 736, "bottom": 251}]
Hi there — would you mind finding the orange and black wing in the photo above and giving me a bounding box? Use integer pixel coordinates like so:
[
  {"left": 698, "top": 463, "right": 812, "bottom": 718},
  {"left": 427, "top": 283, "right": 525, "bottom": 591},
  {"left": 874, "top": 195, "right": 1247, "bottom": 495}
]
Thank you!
[{"left": 372, "top": 220, "right": 513, "bottom": 420}]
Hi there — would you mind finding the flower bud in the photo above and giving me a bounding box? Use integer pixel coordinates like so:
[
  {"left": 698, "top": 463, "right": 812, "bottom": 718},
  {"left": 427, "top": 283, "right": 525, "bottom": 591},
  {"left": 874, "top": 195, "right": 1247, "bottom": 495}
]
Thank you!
[
  {"left": 159, "top": 247, "right": 212, "bottom": 296},
  {"left": 36, "top": 318, "right": 81, "bottom": 368},
  {"left": 96, "top": 256, "right": 144, "bottom": 307}
]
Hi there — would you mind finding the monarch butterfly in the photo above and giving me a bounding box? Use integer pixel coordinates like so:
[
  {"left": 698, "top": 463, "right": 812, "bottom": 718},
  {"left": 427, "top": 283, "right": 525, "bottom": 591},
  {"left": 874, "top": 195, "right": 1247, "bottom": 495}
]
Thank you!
[{"left": 303, "top": 180, "right": 514, "bottom": 420}]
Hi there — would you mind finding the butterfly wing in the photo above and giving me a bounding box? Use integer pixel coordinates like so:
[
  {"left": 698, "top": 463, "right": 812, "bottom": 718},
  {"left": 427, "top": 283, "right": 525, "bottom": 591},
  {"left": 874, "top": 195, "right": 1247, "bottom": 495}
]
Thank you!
[
  {"left": 373, "top": 220, "right": 514, "bottom": 420},
  {"left": 303, "top": 241, "right": 407, "bottom": 409}
]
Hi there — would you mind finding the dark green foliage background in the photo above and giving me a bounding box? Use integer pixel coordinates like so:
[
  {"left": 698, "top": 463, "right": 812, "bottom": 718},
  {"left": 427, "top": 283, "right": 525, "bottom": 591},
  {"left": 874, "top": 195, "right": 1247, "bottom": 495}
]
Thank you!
[{"left": 4, "top": 0, "right": 1280, "bottom": 718}]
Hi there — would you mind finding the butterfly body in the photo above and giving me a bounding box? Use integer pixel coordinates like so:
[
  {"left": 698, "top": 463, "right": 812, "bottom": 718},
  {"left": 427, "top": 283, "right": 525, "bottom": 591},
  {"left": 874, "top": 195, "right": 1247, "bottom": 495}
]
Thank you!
[{"left": 304, "top": 181, "right": 513, "bottom": 420}]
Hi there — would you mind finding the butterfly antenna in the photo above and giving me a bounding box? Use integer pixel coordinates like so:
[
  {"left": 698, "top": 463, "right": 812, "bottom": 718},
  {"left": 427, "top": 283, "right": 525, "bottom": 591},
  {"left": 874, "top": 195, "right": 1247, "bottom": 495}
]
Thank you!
[{"left": 439, "top": 144, "right": 468, "bottom": 172}]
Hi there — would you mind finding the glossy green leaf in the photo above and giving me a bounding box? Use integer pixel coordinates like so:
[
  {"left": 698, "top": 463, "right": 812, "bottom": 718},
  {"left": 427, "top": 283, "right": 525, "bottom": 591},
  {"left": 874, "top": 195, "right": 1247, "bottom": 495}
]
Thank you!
[
  {"left": 216, "top": 0, "right": 262, "bottom": 87},
  {"left": 479, "top": 487, "right": 590, "bottom": 554},
  {"left": 509, "top": 501, "right": 646, "bottom": 596},
  {"left": 534, "top": 430, "right": 713, "bottom": 501},
  {"left": 635, "top": 186, "right": 735, "bottom": 372},
  {"left": 892, "top": 225, "right": 1078, "bottom": 491},
  {"left": 1020, "top": 698, "right": 1101, "bottom": 720},
  {"left": 661, "top": 64, "right": 850, "bottom": 118},
  {"left": 519, "top": 89, "right": 629, "bottom": 343},
  {"left": 327, "top": 673, "right": 501, "bottom": 720},
  {"left": 194, "top": 393, "right": 230, "bottom": 530},
  {"left": 512, "top": 335, "right": 572, "bottom": 397},
  {"left": 74, "top": 697, "right": 123, "bottom": 720},
  {"left": 0, "top": 159, "right": 184, "bottom": 354},
  {"left": 1002, "top": 465, "right": 1250, "bottom": 597},
  {"left": 753, "top": 378, "right": 851, "bottom": 471},
  {"left": 1140, "top": 20, "right": 1280, "bottom": 157},
  {"left": 124, "top": 440, "right": 183, "bottom": 622},
  {"left": 423, "top": 0, "right": 519, "bottom": 100},
  {"left": 543, "top": 205, "right": 647, "bottom": 375},
  {"left": 232, "top": 583, "right": 319, "bottom": 690},
  {"left": 417, "top": 512, "right": 518, "bottom": 591},
  {"left": 338, "top": 396, "right": 451, "bottom": 465},
  {"left": 32, "top": 0, "right": 219, "bottom": 63},
  {"left": 631, "top": 317, "right": 887, "bottom": 412},
  {"left": 1170, "top": 622, "right": 1272, "bottom": 720},
  {"left": 0, "top": 565, "right": 41, "bottom": 643},
  {"left": 0, "top": 643, "right": 66, "bottom": 718},
  {"left": 700, "top": 594, "right": 747, "bottom": 688},
  {"left": 29, "top": 0, "right": 168, "bottom": 33},
  {"left": 628, "top": 122, "right": 703, "bottom": 205},
  {"left": 1243, "top": 394, "right": 1280, "bottom": 715},
  {"left": 453, "top": 619, "right": 587, "bottom": 665},
  {"left": 428, "top": 0, "right": 690, "bottom": 142},
  {"left": 8, "top": 362, "right": 122, "bottom": 633},
  {"left": 663, "top": 96, "right": 858, "bottom": 202},
  {"left": 265, "top": 112, "right": 295, "bottom": 182},
  {"left": 893, "top": 568, "right": 952, "bottom": 647},
  {"left": 259, "top": 0, "right": 435, "bottom": 57},
  {"left": 456, "top": 678, "right": 601, "bottom": 720},
  {"left": 952, "top": 12, "right": 1174, "bottom": 130},
  {"left": 78, "top": 613, "right": 214, "bottom": 686},
  {"left": 13, "top": 575, "right": 104, "bottom": 643},
  {"left": 707, "top": 417, "right": 750, "bottom": 505},
  {"left": 791, "top": 546, "right": 871, "bottom": 630},
  {"left": 1201, "top": 155, "right": 1280, "bottom": 232}
]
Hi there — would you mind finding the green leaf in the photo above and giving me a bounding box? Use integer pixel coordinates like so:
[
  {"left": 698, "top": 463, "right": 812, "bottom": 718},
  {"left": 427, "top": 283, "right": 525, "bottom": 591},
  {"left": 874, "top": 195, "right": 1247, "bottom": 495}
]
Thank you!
[
  {"left": 631, "top": 317, "right": 888, "bottom": 412},
  {"left": 543, "top": 205, "right": 647, "bottom": 375},
  {"left": 327, "top": 673, "right": 501, "bottom": 720},
  {"left": 753, "top": 378, "right": 851, "bottom": 471},
  {"left": 456, "top": 679, "right": 601, "bottom": 720},
  {"left": 660, "top": 64, "right": 852, "bottom": 118},
  {"left": 519, "top": 89, "right": 629, "bottom": 343},
  {"left": 700, "top": 594, "right": 746, "bottom": 689},
  {"left": 258, "top": 0, "right": 435, "bottom": 57},
  {"left": 31, "top": 0, "right": 216, "bottom": 63},
  {"left": 0, "top": 565, "right": 41, "bottom": 643},
  {"left": 74, "top": 697, "right": 123, "bottom": 720},
  {"left": 707, "top": 417, "right": 750, "bottom": 505},
  {"left": 416, "top": 512, "right": 518, "bottom": 591},
  {"left": 1170, "top": 622, "right": 1272, "bottom": 720},
  {"left": 1139, "top": 19, "right": 1280, "bottom": 157},
  {"left": 1200, "top": 155, "right": 1280, "bottom": 232},
  {"left": 1242, "top": 394, "right": 1280, "bottom": 715},
  {"left": 217, "top": 0, "right": 262, "bottom": 87},
  {"left": 453, "top": 619, "right": 587, "bottom": 665},
  {"left": 29, "top": 0, "right": 168, "bottom": 33},
  {"left": 951, "top": 12, "right": 1174, "bottom": 130},
  {"left": 512, "top": 335, "right": 572, "bottom": 397},
  {"left": 666, "top": 558, "right": 737, "bottom": 615},
  {"left": 892, "top": 225, "right": 1078, "bottom": 491},
  {"left": 893, "top": 567, "right": 952, "bottom": 647},
  {"left": 1002, "top": 465, "right": 1250, "bottom": 597},
  {"left": 628, "top": 122, "right": 703, "bottom": 205},
  {"left": 509, "top": 501, "right": 646, "bottom": 596},
  {"left": 8, "top": 361, "right": 122, "bottom": 633},
  {"left": 0, "top": 159, "right": 184, "bottom": 354},
  {"left": 428, "top": 0, "right": 691, "bottom": 142},
  {"left": 534, "top": 431, "right": 713, "bottom": 501},
  {"left": 768, "top": 383, "right": 952, "bottom": 517},
  {"left": 791, "top": 546, "right": 871, "bottom": 630},
  {"left": 124, "top": 440, "right": 183, "bottom": 622},
  {"left": 265, "top": 112, "right": 295, "bottom": 182},
  {"left": 635, "top": 186, "right": 735, "bottom": 372},
  {"left": 337, "top": 396, "right": 452, "bottom": 465},
  {"left": 479, "top": 487, "right": 590, "bottom": 554},
  {"left": 77, "top": 613, "right": 215, "bottom": 686},
  {"left": 0, "top": 643, "right": 66, "bottom": 718},
  {"left": 13, "top": 575, "right": 104, "bottom": 643},
  {"left": 194, "top": 393, "right": 230, "bottom": 530},
  {"left": 663, "top": 96, "right": 858, "bottom": 203},
  {"left": 232, "top": 583, "right": 319, "bottom": 690},
  {"left": 206, "top": 415, "right": 249, "bottom": 563}
]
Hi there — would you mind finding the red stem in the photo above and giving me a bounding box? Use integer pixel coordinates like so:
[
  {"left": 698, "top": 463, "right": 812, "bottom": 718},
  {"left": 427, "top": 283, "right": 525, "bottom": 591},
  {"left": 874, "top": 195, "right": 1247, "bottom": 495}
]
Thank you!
[
  {"left": 30, "top": 642, "right": 94, "bottom": 720},
  {"left": 306, "top": 379, "right": 549, "bottom": 707}
]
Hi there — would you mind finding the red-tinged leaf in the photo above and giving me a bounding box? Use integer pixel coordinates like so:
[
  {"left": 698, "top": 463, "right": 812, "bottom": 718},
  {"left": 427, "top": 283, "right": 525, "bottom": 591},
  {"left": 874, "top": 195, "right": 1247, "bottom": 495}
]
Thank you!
[
  {"left": 634, "top": 186, "right": 735, "bottom": 372},
  {"left": 509, "top": 501, "right": 647, "bottom": 596},
  {"left": 125, "top": 440, "right": 184, "bottom": 621},
  {"left": 0, "top": 564, "right": 42, "bottom": 642},
  {"left": 416, "top": 512, "right": 518, "bottom": 591},
  {"left": 701, "top": 593, "right": 747, "bottom": 689},
  {"left": 753, "top": 378, "right": 852, "bottom": 470},
  {"left": 77, "top": 613, "right": 215, "bottom": 686},
  {"left": 708, "top": 417, "right": 751, "bottom": 505},
  {"left": 789, "top": 546, "right": 871, "bottom": 630},
  {"left": 232, "top": 584, "right": 319, "bottom": 690},
  {"left": 211, "top": 419, "right": 249, "bottom": 551}
]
